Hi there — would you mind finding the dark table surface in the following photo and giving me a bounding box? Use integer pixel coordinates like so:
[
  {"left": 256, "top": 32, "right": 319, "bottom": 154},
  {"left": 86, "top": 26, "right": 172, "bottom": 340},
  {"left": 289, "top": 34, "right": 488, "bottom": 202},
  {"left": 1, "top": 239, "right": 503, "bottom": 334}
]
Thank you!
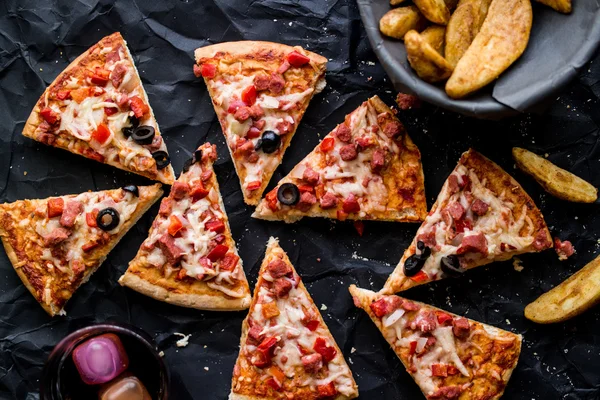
[{"left": 1, "top": 1, "right": 599, "bottom": 399}]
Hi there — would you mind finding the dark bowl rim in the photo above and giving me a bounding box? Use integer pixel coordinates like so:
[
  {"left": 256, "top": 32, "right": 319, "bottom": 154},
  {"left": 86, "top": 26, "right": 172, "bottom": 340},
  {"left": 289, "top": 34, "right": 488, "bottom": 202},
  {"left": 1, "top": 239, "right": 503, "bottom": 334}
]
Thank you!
[
  {"left": 357, "top": 0, "right": 600, "bottom": 119},
  {"left": 39, "top": 322, "right": 169, "bottom": 400}
]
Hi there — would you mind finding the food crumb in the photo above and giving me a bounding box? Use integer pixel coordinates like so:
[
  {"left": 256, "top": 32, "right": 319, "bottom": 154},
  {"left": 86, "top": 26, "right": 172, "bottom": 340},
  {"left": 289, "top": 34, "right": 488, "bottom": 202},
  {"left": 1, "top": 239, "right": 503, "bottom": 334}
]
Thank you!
[
  {"left": 174, "top": 332, "right": 191, "bottom": 348},
  {"left": 204, "top": 366, "right": 209, "bottom": 371},
  {"left": 351, "top": 347, "right": 356, "bottom": 354},
  {"left": 317, "top": 258, "right": 321, "bottom": 262},
  {"left": 23, "top": 171, "right": 28, "bottom": 176},
  {"left": 513, "top": 258, "right": 524, "bottom": 272},
  {"left": 321, "top": 304, "right": 328, "bottom": 311},
  {"left": 158, "top": 351, "right": 164, "bottom": 357},
  {"left": 505, "top": 319, "right": 511, "bottom": 325}
]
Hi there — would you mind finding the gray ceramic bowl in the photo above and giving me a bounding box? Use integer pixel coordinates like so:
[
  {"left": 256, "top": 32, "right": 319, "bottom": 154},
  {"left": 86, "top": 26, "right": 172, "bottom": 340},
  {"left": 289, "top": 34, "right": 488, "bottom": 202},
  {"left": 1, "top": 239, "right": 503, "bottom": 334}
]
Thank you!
[{"left": 357, "top": 0, "right": 600, "bottom": 119}]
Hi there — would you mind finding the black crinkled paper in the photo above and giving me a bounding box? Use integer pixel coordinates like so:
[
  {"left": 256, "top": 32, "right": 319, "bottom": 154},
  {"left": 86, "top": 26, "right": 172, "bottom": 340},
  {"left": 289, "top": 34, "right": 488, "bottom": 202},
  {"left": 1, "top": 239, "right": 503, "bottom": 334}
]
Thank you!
[{"left": 1, "top": 1, "right": 599, "bottom": 399}]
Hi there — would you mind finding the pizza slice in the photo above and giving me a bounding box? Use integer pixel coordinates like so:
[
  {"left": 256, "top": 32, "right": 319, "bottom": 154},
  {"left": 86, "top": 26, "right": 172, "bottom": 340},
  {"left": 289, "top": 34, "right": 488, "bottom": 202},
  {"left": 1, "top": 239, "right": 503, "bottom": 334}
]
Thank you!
[
  {"left": 252, "top": 96, "right": 427, "bottom": 223},
  {"left": 194, "top": 41, "right": 327, "bottom": 205},
  {"left": 230, "top": 237, "right": 358, "bottom": 400},
  {"left": 0, "top": 184, "right": 163, "bottom": 316},
  {"left": 383, "top": 149, "right": 552, "bottom": 294},
  {"left": 23, "top": 32, "right": 175, "bottom": 184},
  {"left": 349, "top": 285, "right": 522, "bottom": 400},
  {"left": 119, "top": 143, "right": 251, "bottom": 311}
]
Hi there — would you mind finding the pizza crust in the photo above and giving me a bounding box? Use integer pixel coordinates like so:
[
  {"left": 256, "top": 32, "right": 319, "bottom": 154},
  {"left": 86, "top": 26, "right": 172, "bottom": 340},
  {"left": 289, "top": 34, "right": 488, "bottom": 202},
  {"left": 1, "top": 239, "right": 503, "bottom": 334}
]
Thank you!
[{"left": 23, "top": 32, "right": 175, "bottom": 185}]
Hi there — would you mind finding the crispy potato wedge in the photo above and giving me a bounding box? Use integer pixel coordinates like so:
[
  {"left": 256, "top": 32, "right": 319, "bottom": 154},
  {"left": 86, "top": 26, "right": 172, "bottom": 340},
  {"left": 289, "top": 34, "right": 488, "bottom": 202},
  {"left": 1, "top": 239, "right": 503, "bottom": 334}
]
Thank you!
[
  {"left": 390, "top": 0, "right": 408, "bottom": 6},
  {"left": 420, "top": 25, "right": 446, "bottom": 55},
  {"left": 513, "top": 147, "right": 598, "bottom": 203},
  {"left": 445, "top": 0, "right": 492, "bottom": 67},
  {"left": 535, "top": 0, "right": 572, "bottom": 14},
  {"left": 525, "top": 255, "right": 600, "bottom": 323},
  {"left": 414, "top": 0, "right": 451, "bottom": 25},
  {"left": 445, "top": 0, "right": 532, "bottom": 99},
  {"left": 405, "top": 30, "right": 454, "bottom": 83},
  {"left": 380, "top": 6, "right": 427, "bottom": 40}
]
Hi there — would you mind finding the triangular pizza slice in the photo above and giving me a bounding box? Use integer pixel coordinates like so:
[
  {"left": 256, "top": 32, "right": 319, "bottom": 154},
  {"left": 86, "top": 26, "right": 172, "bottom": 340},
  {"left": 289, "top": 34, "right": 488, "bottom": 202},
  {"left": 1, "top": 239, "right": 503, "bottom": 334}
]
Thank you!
[
  {"left": 119, "top": 143, "right": 251, "bottom": 311},
  {"left": 252, "top": 95, "right": 427, "bottom": 223},
  {"left": 383, "top": 149, "right": 552, "bottom": 294},
  {"left": 194, "top": 41, "right": 327, "bottom": 205},
  {"left": 23, "top": 32, "right": 175, "bottom": 184},
  {"left": 230, "top": 237, "right": 358, "bottom": 399},
  {"left": 349, "top": 285, "right": 522, "bottom": 400},
  {"left": 0, "top": 184, "right": 163, "bottom": 316}
]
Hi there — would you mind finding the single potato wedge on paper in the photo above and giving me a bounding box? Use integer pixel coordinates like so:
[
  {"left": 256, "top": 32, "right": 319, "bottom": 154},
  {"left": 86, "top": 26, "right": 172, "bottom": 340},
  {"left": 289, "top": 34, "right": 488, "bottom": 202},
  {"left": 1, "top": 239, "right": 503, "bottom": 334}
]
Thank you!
[
  {"left": 525, "top": 255, "right": 600, "bottom": 323},
  {"left": 445, "top": 0, "right": 532, "bottom": 99},
  {"left": 380, "top": 6, "right": 427, "bottom": 39},
  {"left": 414, "top": 0, "right": 451, "bottom": 25},
  {"left": 513, "top": 147, "right": 598, "bottom": 203},
  {"left": 420, "top": 25, "right": 446, "bottom": 54},
  {"left": 535, "top": 0, "right": 572, "bottom": 13},
  {"left": 405, "top": 30, "right": 454, "bottom": 83},
  {"left": 445, "top": 0, "right": 493, "bottom": 67}
]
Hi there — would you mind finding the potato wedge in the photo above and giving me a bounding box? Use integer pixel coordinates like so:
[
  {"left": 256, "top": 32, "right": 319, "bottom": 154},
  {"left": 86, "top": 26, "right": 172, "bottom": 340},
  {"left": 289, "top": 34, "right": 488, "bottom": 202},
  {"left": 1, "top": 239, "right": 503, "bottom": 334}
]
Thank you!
[
  {"left": 513, "top": 147, "right": 598, "bottom": 203},
  {"left": 445, "top": 0, "right": 532, "bottom": 99},
  {"left": 379, "top": 6, "right": 427, "bottom": 40},
  {"left": 420, "top": 25, "right": 446, "bottom": 55},
  {"left": 405, "top": 30, "right": 454, "bottom": 83},
  {"left": 525, "top": 255, "right": 600, "bottom": 324},
  {"left": 414, "top": 0, "right": 451, "bottom": 25},
  {"left": 390, "top": 0, "right": 408, "bottom": 6},
  {"left": 535, "top": 0, "right": 572, "bottom": 14},
  {"left": 445, "top": 0, "right": 493, "bottom": 67}
]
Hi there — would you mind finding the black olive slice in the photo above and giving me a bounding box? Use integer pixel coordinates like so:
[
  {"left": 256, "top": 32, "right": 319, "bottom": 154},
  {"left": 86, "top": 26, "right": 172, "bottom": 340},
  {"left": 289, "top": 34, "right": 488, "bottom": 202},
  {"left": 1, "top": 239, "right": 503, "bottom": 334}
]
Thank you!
[
  {"left": 259, "top": 131, "right": 280, "bottom": 154},
  {"left": 152, "top": 151, "right": 171, "bottom": 170},
  {"left": 96, "top": 208, "right": 120, "bottom": 231},
  {"left": 131, "top": 126, "right": 155, "bottom": 145},
  {"left": 417, "top": 241, "right": 425, "bottom": 251},
  {"left": 193, "top": 149, "right": 203, "bottom": 163},
  {"left": 403, "top": 254, "right": 426, "bottom": 277},
  {"left": 440, "top": 255, "right": 465, "bottom": 277},
  {"left": 122, "top": 126, "right": 135, "bottom": 138},
  {"left": 277, "top": 183, "right": 300, "bottom": 206},
  {"left": 254, "top": 139, "right": 263, "bottom": 151},
  {"left": 122, "top": 185, "right": 139, "bottom": 197}
]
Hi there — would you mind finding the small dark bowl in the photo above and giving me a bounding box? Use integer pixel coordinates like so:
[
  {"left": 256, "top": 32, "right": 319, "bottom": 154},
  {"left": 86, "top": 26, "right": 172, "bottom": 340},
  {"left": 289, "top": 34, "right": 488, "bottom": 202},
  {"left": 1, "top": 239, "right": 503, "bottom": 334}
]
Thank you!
[
  {"left": 40, "top": 323, "right": 169, "bottom": 400},
  {"left": 357, "top": 0, "right": 600, "bottom": 119}
]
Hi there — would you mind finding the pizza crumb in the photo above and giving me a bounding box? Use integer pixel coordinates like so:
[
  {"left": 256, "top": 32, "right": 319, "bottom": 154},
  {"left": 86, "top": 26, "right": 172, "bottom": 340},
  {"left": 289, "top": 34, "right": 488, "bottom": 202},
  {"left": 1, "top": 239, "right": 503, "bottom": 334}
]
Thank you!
[
  {"left": 513, "top": 258, "right": 524, "bottom": 272},
  {"left": 349, "top": 357, "right": 353, "bottom": 364},
  {"left": 316, "top": 258, "right": 321, "bottom": 262},
  {"left": 158, "top": 351, "right": 165, "bottom": 357},
  {"left": 174, "top": 332, "right": 191, "bottom": 347},
  {"left": 23, "top": 171, "right": 28, "bottom": 176},
  {"left": 505, "top": 319, "right": 511, "bottom": 325},
  {"left": 204, "top": 366, "right": 209, "bottom": 371},
  {"left": 320, "top": 304, "right": 328, "bottom": 311},
  {"left": 351, "top": 347, "right": 356, "bottom": 354}
]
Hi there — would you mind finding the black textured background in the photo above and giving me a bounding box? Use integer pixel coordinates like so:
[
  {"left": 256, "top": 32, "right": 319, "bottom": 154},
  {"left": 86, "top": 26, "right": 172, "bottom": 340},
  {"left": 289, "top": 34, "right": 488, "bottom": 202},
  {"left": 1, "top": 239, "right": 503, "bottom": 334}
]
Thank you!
[{"left": 1, "top": 1, "right": 599, "bottom": 399}]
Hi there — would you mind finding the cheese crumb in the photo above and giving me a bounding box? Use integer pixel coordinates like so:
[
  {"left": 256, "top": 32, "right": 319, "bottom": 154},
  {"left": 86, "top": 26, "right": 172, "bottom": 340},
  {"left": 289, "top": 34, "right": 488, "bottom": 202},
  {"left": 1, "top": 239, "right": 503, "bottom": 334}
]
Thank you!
[
  {"left": 321, "top": 304, "right": 328, "bottom": 311},
  {"left": 513, "top": 258, "right": 524, "bottom": 272},
  {"left": 158, "top": 351, "right": 165, "bottom": 357},
  {"left": 351, "top": 347, "right": 356, "bottom": 354},
  {"left": 174, "top": 332, "right": 191, "bottom": 348},
  {"left": 505, "top": 319, "right": 511, "bottom": 325},
  {"left": 204, "top": 366, "right": 209, "bottom": 371}
]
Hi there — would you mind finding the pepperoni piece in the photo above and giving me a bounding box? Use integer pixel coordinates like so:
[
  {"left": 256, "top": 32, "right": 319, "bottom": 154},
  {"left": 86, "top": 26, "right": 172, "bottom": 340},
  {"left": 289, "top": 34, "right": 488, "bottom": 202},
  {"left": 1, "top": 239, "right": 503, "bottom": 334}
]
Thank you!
[
  {"left": 171, "top": 181, "right": 190, "bottom": 200},
  {"left": 335, "top": 124, "right": 352, "bottom": 142},
  {"left": 110, "top": 63, "right": 127, "bottom": 88},
  {"left": 269, "top": 73, "right": 285, "bottom": 94},
  {"left": 396, "top": 93, "right": 421, "bottom": 110},
  {"left": 319, "top": 192, "right": 338, "bottom": 209},
  {"left": 533, "top": 230, "right": 552, "bottom": 251},
  {"left": 190, "top": 181, "right": 209, "bottom": 201},
  {"left": 59, "top": 200, "right": 83, "bottom": 228},
  {"left": 369, "top": 296, "right": 402, "bottom": 317},
  {"left": 266, "top": 259, "right": 292, "bottom": 278},
  {"left": 253, "top": 73, "right": 270, "bottom": 91},
  {"left": 339, "top": 144, "right": 358, "bottom": 161},
  {"left": 452, "top": 317, "right": 470, "bottom": 339},
  {"left": 234, "top": 106, "right": 251, "bottom": 121},
  {"left": 273, "top": 278, "right": 293, "bottom": 298},
  {"left": 342, "top": 194, "right": 360, "bottom": 213},
  {"left": 382, "top": 120, "right": 404, "bottom": 139},
  {"left": 90, "top": 67, "right": 110, "bottom": 86},
  {"left": 447, "top": 174, "right": 460, "bottom": 194},
  {"left": 40, "top": 108, "right": 59, "bottom": 125},
  {"left": 471, "top": 198, "right": 489, "bottom": 215},
  {"left": 457, "top": 233, "right": 488, "bottom": 256},
  {"left": 296, "top": 192, "right": 317, "bottom": 212},
  {"left": 159, "top": 198, "right": 173, "bottom": 216},
  {"left": 554, "top": 237, "right": 575, "bottom": 261},
  {"left": 200, "top": 63, "right": 216, "bottom": 78},
  {"left": 192, "top": 64, "right": 202, "bottom": 78},
  {"left": 370, "top": 148, "right": 386, "bottom": 172},
  {"left": 445, "top": 202, "right": 465, "bottom": 221},
  {"left": 302, "top": 167, "right": 320, "bottom": 185},
  {"left": 43, "top": 227, "right": 71, "bottom": 246},
  {"left": 411, "top": 310, "right": 437, "bottom": 332},
  {"left": 157, "top": 234, "right": 184, "bottom": 265},
  {"left": 301, "top": 353, "right": 323, "bottom": 374},
  {"left": 129, "top": 96, "right": 149, "bottom": 118}
]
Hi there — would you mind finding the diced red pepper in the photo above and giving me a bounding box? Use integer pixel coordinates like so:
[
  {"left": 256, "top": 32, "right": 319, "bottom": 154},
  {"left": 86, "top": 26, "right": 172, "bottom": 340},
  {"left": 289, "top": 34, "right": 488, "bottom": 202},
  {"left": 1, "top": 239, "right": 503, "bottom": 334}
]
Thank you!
[
  {"left": 431, "top": 364, "right": 448, "bottom": 377},
  {"left": 168, "top": 215, "right": 184, "bottom": 236},
  {"left": 86, "top": 209, "right": 99, "bottom": 227},
  {"left": 219, "top": 253, "right": 239, "bottom": 271},
  {"left": 90, "top": 67, "right": 110, "bottom": 86},
  {"left": 246, "top": 126, "right": 261, "bottom": 139},
  {"left": 409, "top": 341, "right": 417, "bottom": 356},
  {"left": 104, "top": 106, "right": 118, "bottom": 116},
  {"left": 241, "top": 85, "right": 257, "bottom": 106},
  {"left": 92, "top": 123, "right": 111, "bottom": 144},
  {"left": 320, "top": 137, "right": 335, "bottom": 153},
  {"left": 205, "top": 219, "right": 225, "bottom": 233},
  {"left": 190, "top": 181, "right": 209, "bottom": 201},
  {"left": 56, "top": 90, "right": 71, "bottom": 100},
  {"left": 354, "top": 221, "right": 364, "bottom": 236},
  {"left": 47, "top": 198, "right": 64, "bottom": 218},
  {"left": 258, "top": 337, "right": 278, "bottom": 352},
  {"left": 305, "top": 320, "right": 319, "bottom": 332},
  {"left": 287, "top": 51, "right": 310, "bottom": 67},
  {"left": 251, "top": 350, "right": 271, "bottom": 368},
  {"left": 436, "top": 311, "right": 453, "bottom": 326},
  {"left": 129, "top": 96, "right": 149, "bottom": 118},
  {"left": 200, "top": 63, "right": 217, "bottom": 78},
  {"left": 317, "top": 382, "right": 337, "bottom": 398},
  {"left": 81, "top": 241, "right": 99, "bottom": 253},
  {"left": 313, "top": 337, "right": 337, "bottom": 363},
  {"left": 369, "top": 298, "right": 391, "bottom": 318},
  {"left": 247, "top": 181, "right": 261, "bottom": 191},
  {"left": 266, "top": 378, "right": 282, "bottom": 391},
  {"left": 40, "top": 107, "right": 59, "bottom": 125},
  {"left": 297, "top": 185, "right": 314, "bottom": 193},
  {"left": 207, "top": 244, "right": 228, "bottom": 261},
  {"left": 455, "top": 218, "right": 473, "bottom": 233},
  {"left": 410, "top": 270, "right": 429, "bottom": 283},
  {"left": 266, "top": 191, "right": 279, "bottom": 212},
  {"left": 342, "top": 194, "right": 360, "bottom": 213}
]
